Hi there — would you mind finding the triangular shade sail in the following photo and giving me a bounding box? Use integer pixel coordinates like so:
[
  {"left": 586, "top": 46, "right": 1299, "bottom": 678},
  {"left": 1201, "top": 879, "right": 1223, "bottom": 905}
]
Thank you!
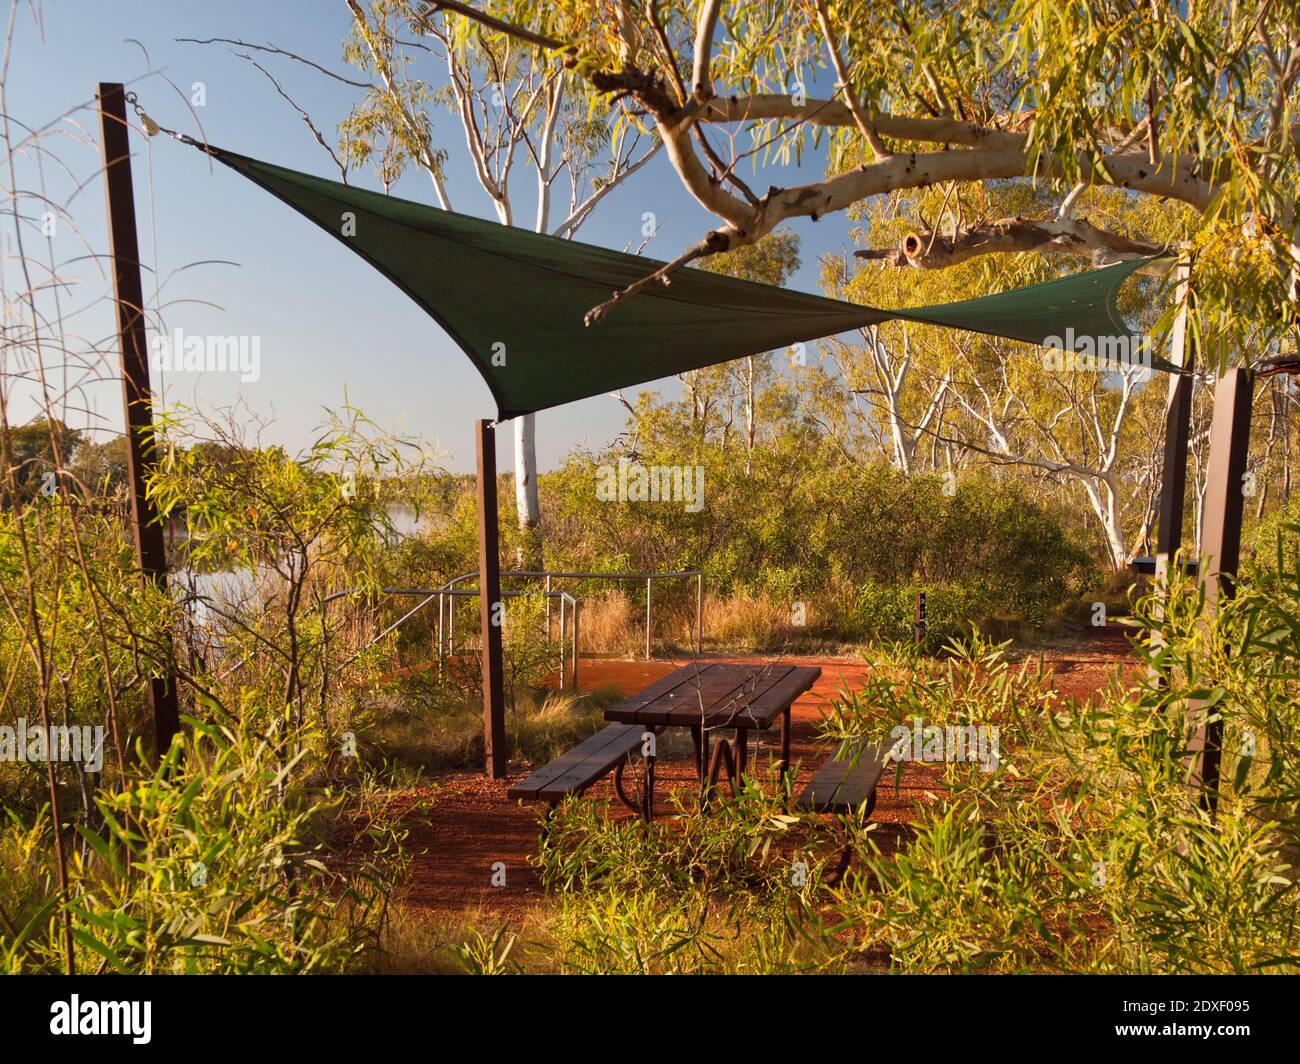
[{"left": 204, "top": 145, "right": 1166, "bottom": 419}]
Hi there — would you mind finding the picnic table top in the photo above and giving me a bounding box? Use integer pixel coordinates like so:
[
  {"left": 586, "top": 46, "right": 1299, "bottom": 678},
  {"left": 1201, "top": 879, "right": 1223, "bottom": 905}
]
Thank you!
[{"left": 603, "top": 662, "right": 820, "bottom": 729}]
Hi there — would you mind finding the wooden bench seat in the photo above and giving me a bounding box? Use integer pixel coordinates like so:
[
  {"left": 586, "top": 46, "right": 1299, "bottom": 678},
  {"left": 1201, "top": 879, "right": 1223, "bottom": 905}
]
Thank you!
[
  {"left": 796, "top": 739, "right": 892, "bottom": 884},
  {"left": 507, "top": 723, "right": 647, "bottom": 807},
  {"left": 796, "top": 739, "right": 891, "bottom": 816}
]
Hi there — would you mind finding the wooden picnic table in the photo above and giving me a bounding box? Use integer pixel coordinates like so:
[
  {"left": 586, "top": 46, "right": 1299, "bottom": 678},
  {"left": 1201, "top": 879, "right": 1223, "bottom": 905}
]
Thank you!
[{"left": 603, "top": 662, "right": 820, "bottom": 804}]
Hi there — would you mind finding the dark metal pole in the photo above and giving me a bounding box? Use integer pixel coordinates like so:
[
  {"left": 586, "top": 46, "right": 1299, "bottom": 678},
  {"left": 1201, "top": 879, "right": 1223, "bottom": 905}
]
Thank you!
[
  {"left": 914, "top": 591, "right": 927, "bottom": 646},
  {"left": 1148, "top": 262, "right": 1196, "bottom": 691},
  {"left": 475, "top": 419, "right": 507, "bottom": 778},
  {"left": 1154, "top": 261, "right": 1196, "bottom": 585},
  {"left": 1192, "top": 367, "right": 1254, "bottom": 813},
  {"left": 97, "top": 82, "right": 180, "bottom": 762}
]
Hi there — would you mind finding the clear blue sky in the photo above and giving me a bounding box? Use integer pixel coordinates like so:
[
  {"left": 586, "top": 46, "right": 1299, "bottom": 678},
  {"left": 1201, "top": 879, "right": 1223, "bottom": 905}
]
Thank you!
[{"left": 10, "top": 0, "right": 856, "bottom": 472}]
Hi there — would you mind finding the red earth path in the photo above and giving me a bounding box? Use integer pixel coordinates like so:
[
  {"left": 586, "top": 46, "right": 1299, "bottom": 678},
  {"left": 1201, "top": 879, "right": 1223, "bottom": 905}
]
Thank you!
[{"left": 391, "top": 626, "right": 1135, "bottom": 920}]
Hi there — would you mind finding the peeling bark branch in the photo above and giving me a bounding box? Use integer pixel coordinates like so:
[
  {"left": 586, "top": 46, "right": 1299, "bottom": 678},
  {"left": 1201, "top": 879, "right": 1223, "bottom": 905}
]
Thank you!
[
  {"left": 700, "top": 95, "right": 1041, "bottom": 144},
  {"left": 431, "top": 5, "right": 1295, "bottom": 319},
  {"left": 855, "top": 215, "right": 1170, "bottom": 269},
  {"left": 645, "top": 0, "right": 687, "bottom": 104}
]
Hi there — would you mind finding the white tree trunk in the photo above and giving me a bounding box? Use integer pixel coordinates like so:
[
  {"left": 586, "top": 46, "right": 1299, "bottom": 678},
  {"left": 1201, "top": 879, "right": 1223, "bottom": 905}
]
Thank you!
[
  {"left": 353, "top": 15, "right": 659, "bottom": 566},
  {"left": 744, "top": 356, "right": 755, "bottom": 475},
  {"left": 514, "top": 412, "right": 541, "bottom": 563},
  {"left": 1077, "top": 477, "right": 1128, "bottom": 572}
]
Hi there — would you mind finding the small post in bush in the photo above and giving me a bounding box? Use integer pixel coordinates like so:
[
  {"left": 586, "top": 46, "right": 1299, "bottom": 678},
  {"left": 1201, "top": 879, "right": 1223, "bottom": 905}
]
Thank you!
[
  {"left": 645, "top": 576, "right": 653, "bottom": 660},
  {"left": 914, "top": 591, "right": 927, "bottom": 647}
]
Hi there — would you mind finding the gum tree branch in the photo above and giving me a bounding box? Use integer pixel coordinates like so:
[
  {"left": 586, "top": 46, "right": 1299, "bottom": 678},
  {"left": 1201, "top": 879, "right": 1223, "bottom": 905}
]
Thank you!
[
  {"left": 691, "top": 0, "right": 723, "bottom": 100},
  {"left": 812, "top": 0, "right": 890, "bottom": 159},
  {"left": 346, "top": 0, "right": 453, "bottom": 208},
  {"left": 855, "top": 215, "right": 1169, "bottom": 269}
]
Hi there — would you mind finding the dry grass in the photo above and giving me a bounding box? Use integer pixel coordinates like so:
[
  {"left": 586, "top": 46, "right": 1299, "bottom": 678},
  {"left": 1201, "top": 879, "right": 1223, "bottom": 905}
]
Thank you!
[
  {"left": 702, "top": 591, "right": 793, "bottom": 650},
  {"left": 363, "top": 902, "right": 546, "bottom": 974},
  {"left": 365, "top": 684, "right": 623, "bottom": 774},
  {"left": 573, "top": 588, "right": 845, "bottom": 656},
  {"left": 576, "top": 590, "right": 641, "bottom": 656},
  {"left": 572, "top": 588, "right": 797, "bottom": 655}
]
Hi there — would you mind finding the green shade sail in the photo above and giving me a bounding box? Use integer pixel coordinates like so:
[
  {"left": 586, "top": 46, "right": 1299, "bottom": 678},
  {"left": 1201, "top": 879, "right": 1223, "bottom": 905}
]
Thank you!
[{"left": 204, "top": 145, "right": 1167, "bottom": 420}]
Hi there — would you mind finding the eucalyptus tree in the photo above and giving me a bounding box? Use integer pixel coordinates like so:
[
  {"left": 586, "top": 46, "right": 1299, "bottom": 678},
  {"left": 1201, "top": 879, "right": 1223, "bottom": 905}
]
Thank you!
[
  {"left": 192, "top": 2, "right": 660, "bottom": 566},
  {"left": 805, "top": 183, "right": 1195, "bottom": 570},
  {"left": 341, "top": 0, "right": 659, "bottom": 565},
  {"left": 691, "top": 231, "right": 801, "bottom": 471},
  {"left": 438, "top": 0, "right": 1297, "bottom": 369}
]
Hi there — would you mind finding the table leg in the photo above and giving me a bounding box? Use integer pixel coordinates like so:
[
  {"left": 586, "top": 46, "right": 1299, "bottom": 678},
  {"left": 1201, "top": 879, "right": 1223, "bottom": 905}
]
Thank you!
[
  {"left": 698, "top": 726, "right": 710, "bottom": 810},
  {"left": 613, "top": 756, "right": 641, "bottom": 814},
  {"left": 780, "top": 707, "right": 792, "bottom": 789},
  {"left": 734, "top": 727, "right": 747, "bottom": 782},
  {"left": 707, "top": 739, "right": 736, "bottom": 797},
  {"left": 643, "top": 735, "right": 655, "bottom": 823}
]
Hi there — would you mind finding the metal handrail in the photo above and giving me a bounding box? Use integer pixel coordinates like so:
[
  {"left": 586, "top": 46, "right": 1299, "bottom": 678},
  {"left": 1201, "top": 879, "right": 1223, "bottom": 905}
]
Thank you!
[
  {"left": 322, "top": 566, "right": 704, "bottom": 693},
  {"left": 443, "top": 569, "right": 704, "bottom": 660},
  {"left": 432, "top": 586, "right": 579, "bottom": 689},
  {"left": 323, "top": 584, "right": 579, "bottom": 687}
]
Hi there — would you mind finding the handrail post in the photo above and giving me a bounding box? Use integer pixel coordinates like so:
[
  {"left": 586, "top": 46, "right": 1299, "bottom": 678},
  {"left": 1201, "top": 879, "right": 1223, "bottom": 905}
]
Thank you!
[
  {"left": 436, "top": 590, "right": 444, "bottom": 677},
  {"left": 558, "top": 592, "right": 567, "bottom": 689},
  {"left": 696, "top": 572, "right": 703, "bottom": 657},
  {"left": 571, "top": 599, "right": 580, "bottom": 689},
  {"left": 545, "top": 573, "right": 553, "bottom": 643},
  {"left": 645, "top": 576, "right": 653, "bottom": 660}
]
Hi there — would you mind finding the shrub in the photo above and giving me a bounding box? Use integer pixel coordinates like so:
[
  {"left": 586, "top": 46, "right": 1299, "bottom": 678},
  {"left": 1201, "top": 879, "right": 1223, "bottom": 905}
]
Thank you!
[
  {"left": 537, "top": 446, "right": 1092, "bottom": 644},
  {"left": 828, "top": 553, "right": 1300, "bottom": 973},
  {"left": 532, "top": 782, "right": 842, "bottom": 974},
  {"left": 3, "top": 718, "right": 406, "bottom": 974}
]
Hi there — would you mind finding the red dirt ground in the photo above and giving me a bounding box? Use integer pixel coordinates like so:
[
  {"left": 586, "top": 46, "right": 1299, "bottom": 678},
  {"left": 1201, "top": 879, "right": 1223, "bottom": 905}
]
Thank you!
[{"left": 391, "top": 624, "right": 1137, "bottom": 920}]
